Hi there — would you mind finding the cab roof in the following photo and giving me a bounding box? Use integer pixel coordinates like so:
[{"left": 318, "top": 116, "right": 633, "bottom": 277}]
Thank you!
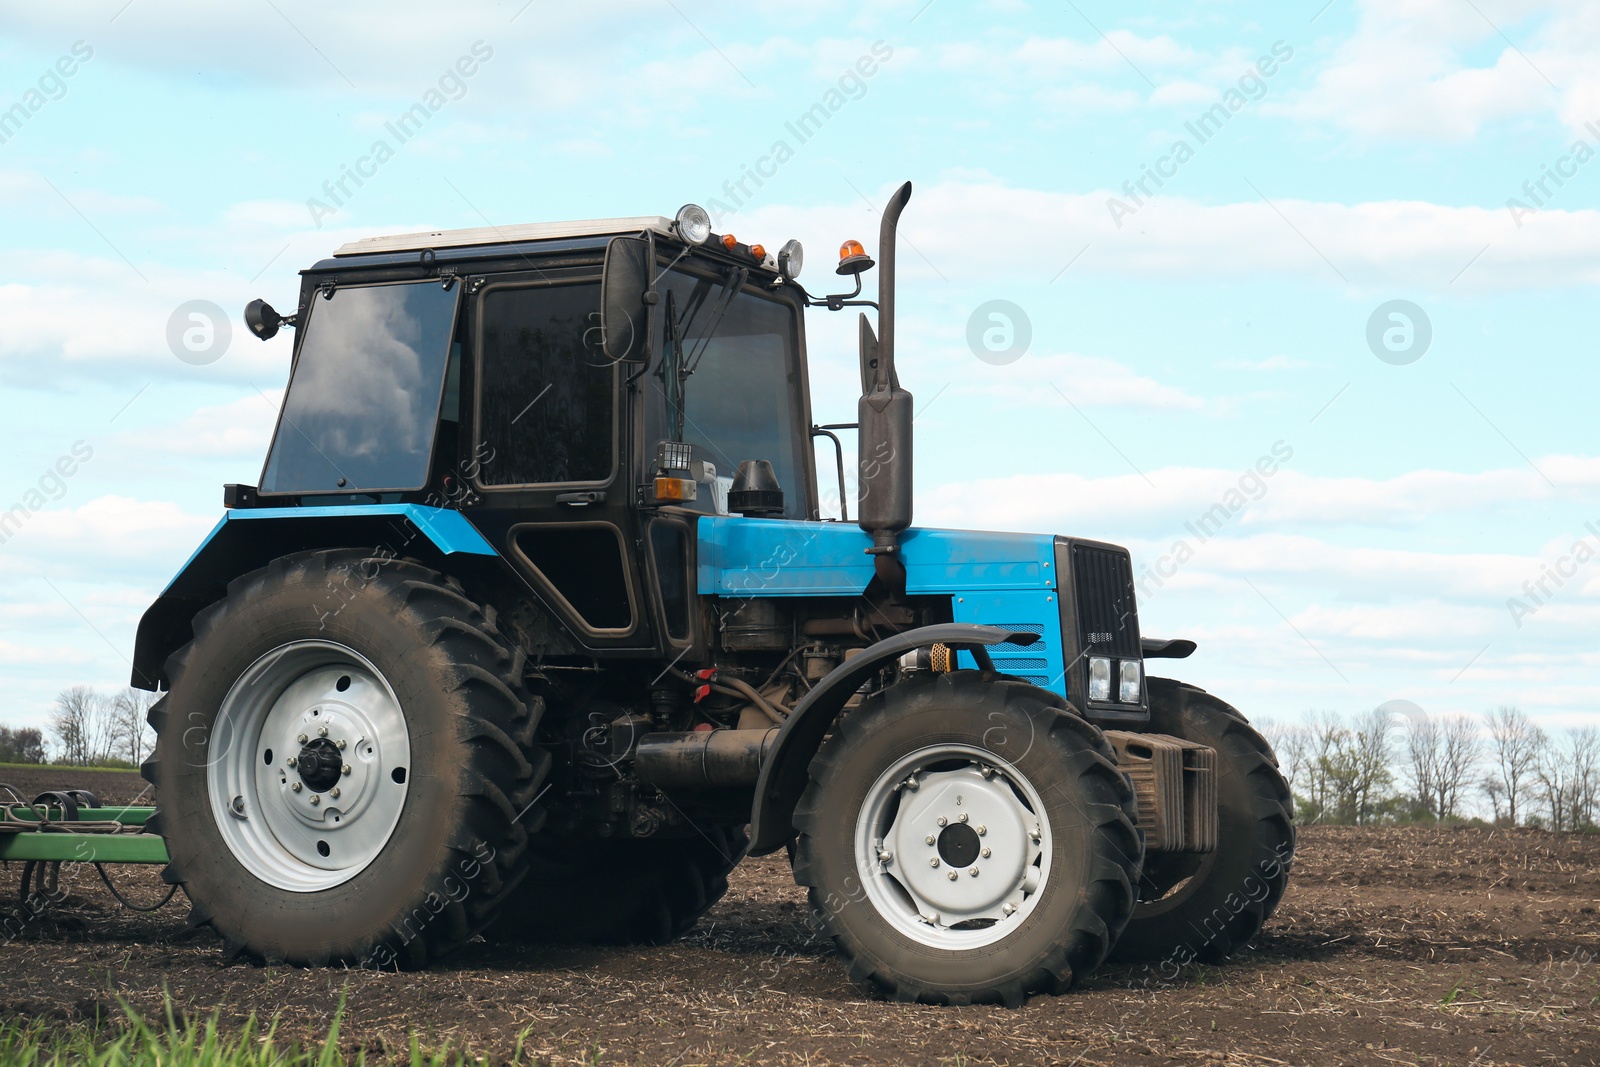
[{"left": 333, "top": 216, "right": 675, "bottom": 257}]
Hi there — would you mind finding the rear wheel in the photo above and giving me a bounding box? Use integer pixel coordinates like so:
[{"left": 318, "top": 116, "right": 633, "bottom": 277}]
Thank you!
[
  {"left": 792, "top": 672, "right": 1141, "bottom": 1005},
  {"left": 144, "top": 550, "right": 549, "bottom": 967},
  {"left": 489, "top": 826, "right": 747, "bottom": 945},
  {"left": 1109, "top": 677, "right": 1294, "bottom": 965}
]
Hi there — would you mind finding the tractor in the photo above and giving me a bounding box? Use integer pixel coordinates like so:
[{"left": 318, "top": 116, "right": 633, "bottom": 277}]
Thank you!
[{"left": 132, "top": 181, "right": 1294, "bottom": 1005}]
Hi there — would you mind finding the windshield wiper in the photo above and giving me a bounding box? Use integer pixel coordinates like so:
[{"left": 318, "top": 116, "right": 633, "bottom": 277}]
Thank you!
[{"left": 659, "top": 266, "right": 749, "bottom": 439}]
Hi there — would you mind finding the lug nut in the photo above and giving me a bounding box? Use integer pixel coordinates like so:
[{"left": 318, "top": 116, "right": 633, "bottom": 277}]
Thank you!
[
  {"left": 336, "top": 739, "right": 346, "bottom": 750},
  {"left": 968, "top": 867, "right": 979, "bottom": 877},
  {"left": 958, "top": 813, "right": 969, "bottom": 823},
  {"left": 947, "top": 871, "right": 958, "bottom": 881},
  {"left": 929, "top": 857, "right": 940, "bottom": 868},
  {"left": 290, "top": 782, "right": 302, "bottom": 793},
  {"left": 925, "top": 834, "right": 936, "bottom": 845},
  {"left": 310, "top": 794, "right": 320, "bottom": 806},
  {"left": 341, "top": 764, "right": 351, "bottom": 776},
  {"left": 981, "top": 847, "right": 992, "bottom": 858},
  {"left": 318, "top": 726, "right": 329, "bottom": 738},
  {"left": 330, "top": 787, "right": 341, "bottom": 799},
  {"left": 936, "top": 816, "right": 948, "bottom": 827},
  {"left": 297, "top": 733, "right": 308, "bottom": 744},
  {"left": 976, "top": 825, "right": 987, "bottom": 836}
]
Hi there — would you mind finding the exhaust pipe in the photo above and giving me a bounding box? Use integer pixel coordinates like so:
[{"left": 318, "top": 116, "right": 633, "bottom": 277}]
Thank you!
[{"left": 857, "top": 180, "right": 914, "bottom": 560}]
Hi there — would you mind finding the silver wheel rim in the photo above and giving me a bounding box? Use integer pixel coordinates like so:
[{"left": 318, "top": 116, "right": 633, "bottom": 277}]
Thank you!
[
  {"left": 207, "top": 640, "right": 411, "bottom": 892},
  {"left": 854, "top": 743, "right": 1052, "bottom": 949}
]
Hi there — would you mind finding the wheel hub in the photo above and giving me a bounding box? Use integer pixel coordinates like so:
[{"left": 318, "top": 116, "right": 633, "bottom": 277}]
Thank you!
[
  {"left": 936, "top": 821, "right": 981, "bottom": 867},
  {"left": 295, "top": 737, "right": 343, "bottom": 792}
]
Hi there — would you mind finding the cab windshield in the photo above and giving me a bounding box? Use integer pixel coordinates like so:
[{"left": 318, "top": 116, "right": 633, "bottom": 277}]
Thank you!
[{"left": 648, "top": 268, "right": 806, "bottom": 519}]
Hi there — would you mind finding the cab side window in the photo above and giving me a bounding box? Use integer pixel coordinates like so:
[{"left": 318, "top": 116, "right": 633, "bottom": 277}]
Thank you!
[{"left": 477, "top": 282, "right": 613, "bottom": 485}]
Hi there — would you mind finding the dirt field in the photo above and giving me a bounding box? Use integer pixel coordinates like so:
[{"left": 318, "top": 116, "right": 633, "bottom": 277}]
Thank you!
[{"left": 2, "top": 766, "right": 1598, "bottom": 1066}]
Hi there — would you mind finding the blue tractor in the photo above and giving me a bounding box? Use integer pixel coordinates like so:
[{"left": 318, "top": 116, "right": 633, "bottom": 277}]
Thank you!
[{"left": 134, "top": 182, "right": 1293, "bottom": 1004}]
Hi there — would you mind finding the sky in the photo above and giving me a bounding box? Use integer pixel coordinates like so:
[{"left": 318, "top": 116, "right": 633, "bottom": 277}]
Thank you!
[{"left": 1, "top": 0, "right": 1598, "bottom": 742}]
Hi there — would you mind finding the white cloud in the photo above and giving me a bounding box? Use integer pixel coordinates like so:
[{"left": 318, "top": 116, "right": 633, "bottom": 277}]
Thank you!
[
  {"left": 1277, "top": 0, "right": 1589, "bottom": 141},
  {"left": 919, "top": 457, "right": 1600, "bottom": 541},
  {"left": 116, "top": 392, "right": 281, "bottom": 460}
]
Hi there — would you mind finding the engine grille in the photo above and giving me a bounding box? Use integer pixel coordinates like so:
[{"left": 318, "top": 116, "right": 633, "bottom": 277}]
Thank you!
[
  {"left": 1056, "top": 537, "right": 1147, "bottom": 722},
  {"left": 1071, "top": 543, "right": 1140, "bottom": 658}
]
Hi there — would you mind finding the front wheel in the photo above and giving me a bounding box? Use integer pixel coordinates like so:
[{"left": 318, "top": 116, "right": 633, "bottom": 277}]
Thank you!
[{"left": 792, "top": 673, "right": 1142, "bottom": 1006}]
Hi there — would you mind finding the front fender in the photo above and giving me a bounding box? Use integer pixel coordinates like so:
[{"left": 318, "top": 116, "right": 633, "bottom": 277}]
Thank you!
[
  {"left": 131, "top": 505, "right": 496, "bottom": 690},
  {"left": 746, "top": 623, "right": 1037, "bottom": 855}
]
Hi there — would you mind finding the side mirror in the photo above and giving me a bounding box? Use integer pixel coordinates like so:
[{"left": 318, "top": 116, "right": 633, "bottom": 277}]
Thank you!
[
  {"left": 600, "top": 236, "right": 652, "bottom": 362},
  {"left": 244, "top": 299, "right": 282, "bottom": 341}
]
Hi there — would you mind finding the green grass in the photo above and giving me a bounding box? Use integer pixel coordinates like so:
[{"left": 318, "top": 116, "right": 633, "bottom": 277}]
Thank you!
[
  {"left": 0, "top": 999, "right": 538, "bottom": 1067},
  {"left": 0, "top": 761, "right": 142, "bottom": 774}
]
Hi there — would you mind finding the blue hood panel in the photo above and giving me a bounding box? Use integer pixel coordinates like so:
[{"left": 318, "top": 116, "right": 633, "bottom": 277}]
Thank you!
[
  {"left": 696, "top": 516, "right": 1054, "bottom": 597},
  {"left": 696, "top": 516, "right": 1065, "bottom": 691}
]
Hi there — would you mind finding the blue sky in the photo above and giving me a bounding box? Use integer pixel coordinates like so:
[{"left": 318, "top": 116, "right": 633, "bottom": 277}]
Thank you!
[{"left": 2, "top": 0, "right": 1598, "bottom": 739}]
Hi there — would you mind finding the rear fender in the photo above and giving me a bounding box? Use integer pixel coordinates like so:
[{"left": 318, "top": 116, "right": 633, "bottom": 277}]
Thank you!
[
  {"left": 746, "top": 623, "right": 1037, "bottom": 855},
  {"left": 131, "top": 505, "right": 496, "bottom": 690}
]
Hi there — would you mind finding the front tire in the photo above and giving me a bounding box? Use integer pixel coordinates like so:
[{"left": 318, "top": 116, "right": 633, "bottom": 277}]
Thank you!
[
  {"left": 792, "top": 673, "right": 1142, "bottom": 1006},
  {"left": 143, "top": 550, "right": 549, "bottom": 968},
  {"left": 1108, "top": 677, "right": 1294, "bottom": 965}
]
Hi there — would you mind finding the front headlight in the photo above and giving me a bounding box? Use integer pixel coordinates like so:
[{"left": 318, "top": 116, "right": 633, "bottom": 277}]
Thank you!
[
  {"left": 1119, "top": 659, "right": 1142, "bottom": 703},
  {"left": 674, "top": 204, "right": 712, "bottom": 245},
  {"left": 778, "top": 238, "right": 803, "bottom": 281},
  {"left": 1088, "top": 656, "right": 1112, "bottom": 702}
]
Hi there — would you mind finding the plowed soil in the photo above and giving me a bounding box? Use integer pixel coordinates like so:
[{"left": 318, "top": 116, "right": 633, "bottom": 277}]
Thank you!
[{"left": 2, "top": 766, "right": 1597, "bottom": 1066}]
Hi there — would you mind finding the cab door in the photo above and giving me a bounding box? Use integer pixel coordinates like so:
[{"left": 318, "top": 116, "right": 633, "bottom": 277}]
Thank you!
[{"left": 463, "top": 270, "right": 653, "bottom": 650}]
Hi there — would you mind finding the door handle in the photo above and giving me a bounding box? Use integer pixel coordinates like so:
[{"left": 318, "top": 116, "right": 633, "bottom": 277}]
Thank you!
[{"left": 555, "top": 491, "right": 606, "bottom": 506}]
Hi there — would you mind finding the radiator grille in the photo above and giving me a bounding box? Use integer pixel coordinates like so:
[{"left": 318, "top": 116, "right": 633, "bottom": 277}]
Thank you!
[{"left": 1071, "top": 544, "right": 1140, "bottom": 658}]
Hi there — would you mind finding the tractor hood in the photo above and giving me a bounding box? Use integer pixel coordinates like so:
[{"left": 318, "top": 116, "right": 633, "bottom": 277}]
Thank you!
[{"left": 697, "top": 515, "right": 1146, "bottom": 719}]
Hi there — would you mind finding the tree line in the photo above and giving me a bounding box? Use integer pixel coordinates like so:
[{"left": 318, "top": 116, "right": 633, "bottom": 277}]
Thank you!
[
  {"left": 0, "top": 686, "right": 157, "bottom": 768},
  {"left": 1260, "top": 706, "right": 1599, "bottom": 831}
]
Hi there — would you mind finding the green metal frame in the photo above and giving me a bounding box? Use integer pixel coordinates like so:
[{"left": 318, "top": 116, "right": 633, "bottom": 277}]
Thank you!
[{"left": 0, "top": 806, "right": 168, "bottom": 864}]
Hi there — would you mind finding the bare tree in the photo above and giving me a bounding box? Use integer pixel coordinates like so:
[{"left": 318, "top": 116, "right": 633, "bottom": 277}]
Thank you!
[
  {"left": 1405, "top": 715, "right": 1445, "bottom": 822},
  {"left": 1534, "top": 730, "right": 1573, "bottom": 830},
  {"left": 110, "top": 688, "right": 158, "bottom": 765},
  {"left": 1302, "top": 710, "right": 1347, "bottom": 823},
  {"left": 1536, "top": 727, "right": 1600, "bottom": 832},
  {"left": 1347, "top": 708, "right": 1396, "bottom": 824},
  {"left": 1437, "top": 716, "right": 1481, "bottom": 821},
  {"left": 50, "top": 685, "right": 120, "bottom": 766},
  {"left": 51, "top": 685, "right": 95, "bottom": 765},
  {"left": 1485, "top": 706, "right": 1542, "bottom": 826},
  {"left": 1257, "top": 718, "right": 1312, "bottom": 809},
  {"left": 1317, "top": 708, "right": 1395, "bottom": 824}
]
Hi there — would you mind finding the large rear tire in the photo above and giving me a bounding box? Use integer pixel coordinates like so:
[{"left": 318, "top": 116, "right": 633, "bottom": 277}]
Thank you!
[
  {"left": 792, "top": 672, "right": 1142, "bottom": 1006},
  {"left": 1108, "top": 677, "right": 1294, "bottom": 966},
  {"left": 143, "top": 550, "right": 549, "bottom": 968},
  {"left": 488, "top": 825, "right": 748, "bottom": 945}
]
